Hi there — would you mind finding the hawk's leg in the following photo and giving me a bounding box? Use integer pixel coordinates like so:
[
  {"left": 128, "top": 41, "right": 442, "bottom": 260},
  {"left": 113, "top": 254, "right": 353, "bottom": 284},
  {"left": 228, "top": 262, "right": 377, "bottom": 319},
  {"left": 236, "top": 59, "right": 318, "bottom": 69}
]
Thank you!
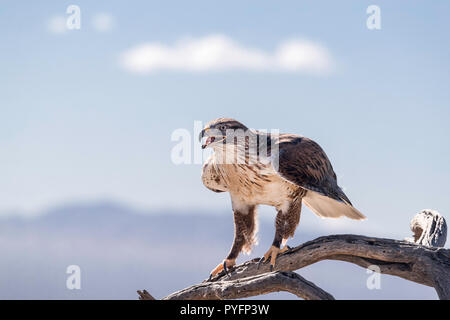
[
  {"left": 258, "top": 200, "right": 302, "bottom": 271},
  {"left": 208, "top": 204, "right": 257, "bottom": 280}
]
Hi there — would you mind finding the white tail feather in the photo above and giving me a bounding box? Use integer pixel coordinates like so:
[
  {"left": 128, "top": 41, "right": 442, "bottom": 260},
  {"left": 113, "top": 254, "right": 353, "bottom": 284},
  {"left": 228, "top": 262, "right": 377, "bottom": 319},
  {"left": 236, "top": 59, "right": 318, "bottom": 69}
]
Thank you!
[{"left": 303, "top": 191, "right": 366, "bottom": 220}]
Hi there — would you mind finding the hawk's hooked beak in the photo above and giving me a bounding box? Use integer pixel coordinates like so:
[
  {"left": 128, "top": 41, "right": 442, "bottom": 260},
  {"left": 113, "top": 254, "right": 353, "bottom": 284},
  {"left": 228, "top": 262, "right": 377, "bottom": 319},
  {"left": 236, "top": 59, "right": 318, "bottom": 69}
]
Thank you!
[
  {"left": 199, "top": 127, "right": 224, "bottom": 149},
  {"left": 199, "top": 128, "right": 213, "bottom": 149}
]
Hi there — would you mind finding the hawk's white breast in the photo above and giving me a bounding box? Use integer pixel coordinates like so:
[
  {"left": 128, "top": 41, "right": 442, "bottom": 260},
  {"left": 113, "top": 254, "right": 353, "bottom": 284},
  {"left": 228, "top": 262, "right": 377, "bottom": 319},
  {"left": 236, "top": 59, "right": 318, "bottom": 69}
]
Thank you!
[{"left": 202, "top": 153, "right": 300, "bottom": 210}]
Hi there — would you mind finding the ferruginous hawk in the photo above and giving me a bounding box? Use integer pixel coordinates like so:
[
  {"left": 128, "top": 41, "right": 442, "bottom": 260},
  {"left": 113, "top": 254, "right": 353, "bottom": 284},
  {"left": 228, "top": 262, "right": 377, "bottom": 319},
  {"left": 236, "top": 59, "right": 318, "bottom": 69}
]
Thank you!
[{"left": 199, "top": 118, "right": 365, "bottom": 279}]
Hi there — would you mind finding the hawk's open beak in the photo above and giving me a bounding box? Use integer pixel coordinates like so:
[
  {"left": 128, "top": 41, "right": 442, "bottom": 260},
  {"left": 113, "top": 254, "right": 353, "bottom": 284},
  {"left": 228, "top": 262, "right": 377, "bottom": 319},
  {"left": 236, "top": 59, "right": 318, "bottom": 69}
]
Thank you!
[
  {"left": 199, "top": 127, "right": 224, "bottom": 149},
  {"left": 199, "top": 128, "right": 215, "bottom": 149}
]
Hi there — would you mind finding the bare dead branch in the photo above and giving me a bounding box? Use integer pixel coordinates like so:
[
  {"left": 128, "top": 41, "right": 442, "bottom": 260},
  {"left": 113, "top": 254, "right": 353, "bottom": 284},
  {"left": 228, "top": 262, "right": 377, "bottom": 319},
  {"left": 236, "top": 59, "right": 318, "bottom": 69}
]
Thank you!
[
  {"left": 137, "top": 289, "right": 156, "bottom": 300},
  {"left": 212, "top": 234, "right": 449, "bottom": 297},
  {"left": 138, "top": 209, "right": 449, "bottom": 300},
  {"left": 406, "top": 209, "right": 447, "bottom": 247},
  {"left": 160, "top": 271, "right": 334, "bottom": 300}
]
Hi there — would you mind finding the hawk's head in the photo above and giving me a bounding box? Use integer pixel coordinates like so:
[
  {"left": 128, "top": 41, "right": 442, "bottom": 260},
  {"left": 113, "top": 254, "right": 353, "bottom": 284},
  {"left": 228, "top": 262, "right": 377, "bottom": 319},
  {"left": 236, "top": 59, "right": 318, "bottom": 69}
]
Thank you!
[{"left": 199, "top": 118, "right": 249, "bottom": 149}]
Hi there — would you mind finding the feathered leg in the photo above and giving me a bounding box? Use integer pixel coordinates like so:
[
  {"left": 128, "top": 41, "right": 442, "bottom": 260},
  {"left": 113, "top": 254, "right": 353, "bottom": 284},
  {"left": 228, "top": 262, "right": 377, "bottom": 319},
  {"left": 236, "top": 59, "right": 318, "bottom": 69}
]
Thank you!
[
  {"left": 208, "top": 204, "right": 258, "bottom": 280},
  {"left": 259, "top": 197, "right": 302, "bottom": 271}
]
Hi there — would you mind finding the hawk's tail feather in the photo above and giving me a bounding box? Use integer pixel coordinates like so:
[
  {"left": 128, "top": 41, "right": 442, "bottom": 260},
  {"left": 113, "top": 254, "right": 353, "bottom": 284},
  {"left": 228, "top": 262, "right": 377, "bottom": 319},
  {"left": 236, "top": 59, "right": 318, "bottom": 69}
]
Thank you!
[{"left": 303, "top": 191, "right": 366, "bottom": 220}]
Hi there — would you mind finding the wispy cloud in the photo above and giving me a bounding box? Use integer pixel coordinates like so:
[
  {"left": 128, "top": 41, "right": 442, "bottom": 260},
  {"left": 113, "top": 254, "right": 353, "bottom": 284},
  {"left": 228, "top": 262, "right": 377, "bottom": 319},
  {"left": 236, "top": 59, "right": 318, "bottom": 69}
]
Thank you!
[{"left": 120, "top": 35, "right": 334, "bottom": 74}]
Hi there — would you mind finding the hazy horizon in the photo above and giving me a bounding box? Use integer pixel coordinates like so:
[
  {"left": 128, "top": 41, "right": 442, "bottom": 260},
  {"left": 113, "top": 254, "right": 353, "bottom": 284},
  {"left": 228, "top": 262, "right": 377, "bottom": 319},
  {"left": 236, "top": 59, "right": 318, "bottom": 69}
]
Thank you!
[{"left": 0, "top": 201, "right": 439, "bottom": 299}]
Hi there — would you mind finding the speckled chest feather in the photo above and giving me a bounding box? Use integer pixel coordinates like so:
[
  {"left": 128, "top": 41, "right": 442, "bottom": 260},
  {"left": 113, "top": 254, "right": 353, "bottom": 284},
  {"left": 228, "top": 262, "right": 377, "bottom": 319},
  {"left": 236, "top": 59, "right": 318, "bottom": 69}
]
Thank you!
[{"left": 202, "top": 154, "right": 303, "bottom": 209}]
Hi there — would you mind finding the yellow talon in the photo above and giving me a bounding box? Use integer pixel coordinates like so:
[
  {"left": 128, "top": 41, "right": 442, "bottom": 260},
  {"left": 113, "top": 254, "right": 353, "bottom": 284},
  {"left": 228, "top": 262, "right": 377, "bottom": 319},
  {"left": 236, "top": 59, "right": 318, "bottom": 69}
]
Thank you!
[{"left": 261, "top": 245, "right": 290, "bottom": 270}]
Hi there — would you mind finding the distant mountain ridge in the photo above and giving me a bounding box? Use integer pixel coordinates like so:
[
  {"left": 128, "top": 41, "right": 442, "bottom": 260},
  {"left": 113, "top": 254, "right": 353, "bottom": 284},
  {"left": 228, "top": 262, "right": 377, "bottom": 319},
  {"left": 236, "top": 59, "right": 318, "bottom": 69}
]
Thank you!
[{"left": 0, "top": 201, "right": 436, "bottom": 299}]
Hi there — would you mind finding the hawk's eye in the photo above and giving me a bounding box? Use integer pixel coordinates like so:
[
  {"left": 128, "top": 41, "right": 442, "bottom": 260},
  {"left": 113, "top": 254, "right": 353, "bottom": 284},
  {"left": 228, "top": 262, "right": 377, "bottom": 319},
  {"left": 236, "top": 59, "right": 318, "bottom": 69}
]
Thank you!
[{"left": 219, "top": 125, "right": 227, "bottom": 131}]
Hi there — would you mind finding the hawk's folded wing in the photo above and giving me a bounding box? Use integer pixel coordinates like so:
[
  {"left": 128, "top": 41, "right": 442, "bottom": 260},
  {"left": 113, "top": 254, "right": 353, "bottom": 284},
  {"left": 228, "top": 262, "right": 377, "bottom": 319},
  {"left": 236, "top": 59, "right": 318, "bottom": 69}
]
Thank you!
[{"left": 272, "top": 134, "right": 366, "bottom": 220}]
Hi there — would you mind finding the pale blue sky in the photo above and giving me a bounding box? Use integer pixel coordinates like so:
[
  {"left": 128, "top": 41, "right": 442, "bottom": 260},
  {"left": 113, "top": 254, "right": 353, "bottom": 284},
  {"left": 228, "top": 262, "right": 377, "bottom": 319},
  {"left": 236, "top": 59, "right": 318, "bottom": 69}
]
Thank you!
[{"left": 1, "top": 1, "right": 449, "bottom": 237}]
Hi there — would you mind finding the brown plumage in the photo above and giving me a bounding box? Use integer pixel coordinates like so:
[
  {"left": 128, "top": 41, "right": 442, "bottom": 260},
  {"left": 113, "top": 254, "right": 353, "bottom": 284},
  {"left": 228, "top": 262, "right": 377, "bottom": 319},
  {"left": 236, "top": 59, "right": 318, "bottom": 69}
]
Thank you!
[{"left": 199, "top": 118, "right": 365, "bottom": 278}]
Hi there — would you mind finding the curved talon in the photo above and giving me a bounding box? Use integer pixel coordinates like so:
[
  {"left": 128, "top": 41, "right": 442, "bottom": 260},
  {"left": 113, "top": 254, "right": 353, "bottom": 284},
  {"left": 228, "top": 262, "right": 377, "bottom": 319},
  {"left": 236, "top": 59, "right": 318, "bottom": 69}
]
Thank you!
[
  {"left": 209, "top": 259, "right": 235, "bottom": 279},
  {"left": 260, "top": 245, "right": 289, "bottom": 271},
  {"left": 223, "top": 261, "right": 231, "bottom": 278},
  {"left": 257, "top": 257, "right": 265, "bottom": 269}
]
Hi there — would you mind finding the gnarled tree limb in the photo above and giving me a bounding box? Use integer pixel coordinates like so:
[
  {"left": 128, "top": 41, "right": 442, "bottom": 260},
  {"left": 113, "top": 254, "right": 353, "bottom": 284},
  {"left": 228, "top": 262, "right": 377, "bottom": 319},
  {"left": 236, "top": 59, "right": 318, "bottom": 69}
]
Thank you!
[
  {"left": 138, "top": 209, "right": 449, "bottom": 300},
  {"left": 157, "top": 271, "right": 334, "bottom": 300},
  {"left": 406, "top": 209, "right": 447, "bottom": 247}
]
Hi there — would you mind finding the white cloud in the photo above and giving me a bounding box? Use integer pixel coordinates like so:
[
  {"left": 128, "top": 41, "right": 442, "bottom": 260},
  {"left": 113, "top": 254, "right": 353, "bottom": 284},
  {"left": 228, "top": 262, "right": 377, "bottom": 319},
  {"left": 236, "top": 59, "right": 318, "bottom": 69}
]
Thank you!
[
  {"left": 46, "top": 16, "right": 67, "bottom": 34},
  {"left": 92, "top": 13, "right": 115, "bottom": 33},
  {"left": 120, "top": 35, "right": 334, "bottom": 74}
]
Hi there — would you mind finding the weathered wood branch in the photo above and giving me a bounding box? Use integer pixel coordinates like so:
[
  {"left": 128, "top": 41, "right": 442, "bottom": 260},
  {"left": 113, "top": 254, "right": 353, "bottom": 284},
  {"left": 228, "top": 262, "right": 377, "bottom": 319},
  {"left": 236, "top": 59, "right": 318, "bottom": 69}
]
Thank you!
[
  {"left": 406, "top": 209, "right": 447, "bottom": 247},
  {"left": 137, "top": 289, "right": 155, "bottom": 300},
  {"left": 138, "top": 209, "right": 449, "bottom": 300},
  {"left": 150, "top": 271, "right": 334, "bottom": 300}
]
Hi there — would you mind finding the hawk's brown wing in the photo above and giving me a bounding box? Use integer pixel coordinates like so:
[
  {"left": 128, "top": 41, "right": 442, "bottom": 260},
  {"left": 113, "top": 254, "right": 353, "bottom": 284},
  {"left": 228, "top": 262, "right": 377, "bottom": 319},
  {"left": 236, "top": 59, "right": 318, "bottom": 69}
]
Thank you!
[
  {"left": 273, "top": 134, "right": 345, "bottom": 202},
  {"left": 273, "top": 134, "right": 365, "bottom": 220}
]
